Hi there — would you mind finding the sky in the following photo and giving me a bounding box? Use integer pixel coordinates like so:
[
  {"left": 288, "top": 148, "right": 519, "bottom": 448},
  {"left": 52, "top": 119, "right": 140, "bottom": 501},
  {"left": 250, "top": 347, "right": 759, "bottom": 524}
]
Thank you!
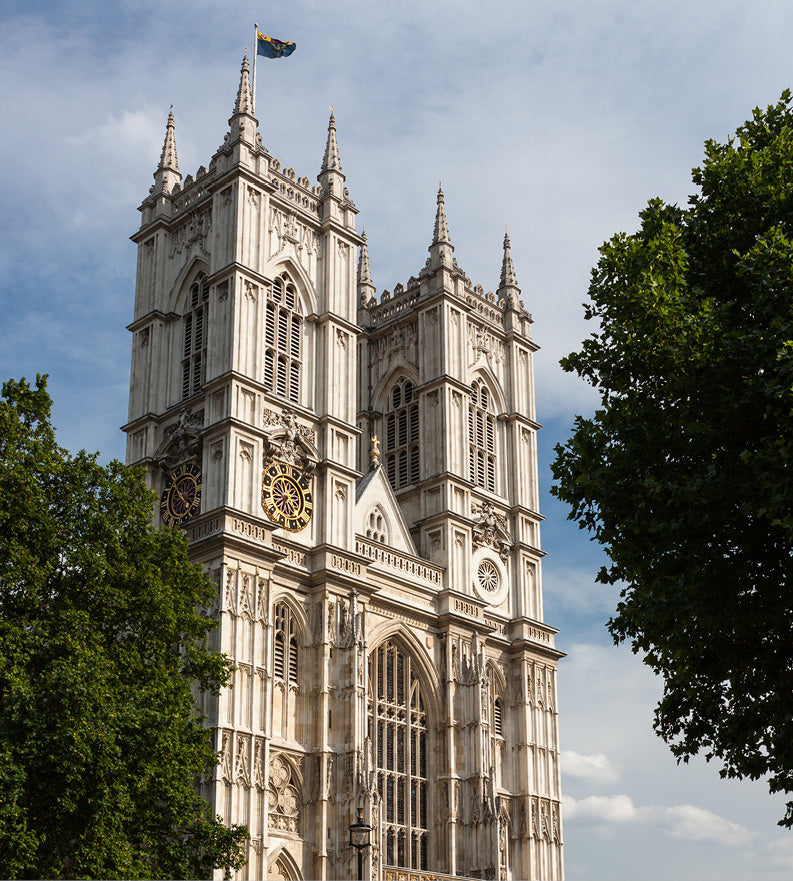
[{"left": 2, "top": 1, "right": 793, "bottom": 878}]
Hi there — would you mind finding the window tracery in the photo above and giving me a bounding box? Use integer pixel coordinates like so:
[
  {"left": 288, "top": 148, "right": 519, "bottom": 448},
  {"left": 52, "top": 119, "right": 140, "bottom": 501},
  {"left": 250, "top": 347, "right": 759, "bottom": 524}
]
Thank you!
[
  {"left": 368, "top": 640, "right": 429, "bottom": 870},
  {"left": 268, "top": 754, "right": 301, "bottom": 833},
  {"left": 181, "top": 272, "right": 209, "bottom": 399},
  {"left": 264, "top": 272, "right": 302, "bottom": 404},
  {"left": 469, "top": 379, "right": 497, "bottom": 492},
  {"left": 384, "top": 377, "right": 420, "bottom": 490}
]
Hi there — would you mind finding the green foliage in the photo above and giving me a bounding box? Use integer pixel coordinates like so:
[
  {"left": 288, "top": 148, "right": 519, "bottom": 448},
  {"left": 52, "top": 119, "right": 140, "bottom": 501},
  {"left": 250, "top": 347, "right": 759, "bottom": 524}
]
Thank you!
[
  {"left": 552, "top": 92, "right": 793, "bottom": 827},
  {"left": 0, "top": 376, "right": 248, "bottom": 878}
]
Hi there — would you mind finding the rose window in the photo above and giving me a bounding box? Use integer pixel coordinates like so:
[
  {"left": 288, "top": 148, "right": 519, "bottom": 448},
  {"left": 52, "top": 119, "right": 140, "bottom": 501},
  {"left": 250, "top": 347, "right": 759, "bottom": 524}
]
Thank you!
[{"left": 477, "top": 560, "right": 500, "bottom": 595}]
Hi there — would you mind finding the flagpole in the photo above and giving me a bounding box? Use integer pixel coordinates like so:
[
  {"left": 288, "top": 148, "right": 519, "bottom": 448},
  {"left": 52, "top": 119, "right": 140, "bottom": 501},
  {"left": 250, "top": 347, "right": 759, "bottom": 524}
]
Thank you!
[{"left": 252, "top": 22, "right": 259, "bottom": 115}]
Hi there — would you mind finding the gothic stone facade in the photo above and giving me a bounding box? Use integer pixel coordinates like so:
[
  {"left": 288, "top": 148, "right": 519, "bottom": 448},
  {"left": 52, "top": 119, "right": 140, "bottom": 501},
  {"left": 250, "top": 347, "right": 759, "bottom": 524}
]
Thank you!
[{"left": 124, "top": 56, "right": 564, "bottom": 881}]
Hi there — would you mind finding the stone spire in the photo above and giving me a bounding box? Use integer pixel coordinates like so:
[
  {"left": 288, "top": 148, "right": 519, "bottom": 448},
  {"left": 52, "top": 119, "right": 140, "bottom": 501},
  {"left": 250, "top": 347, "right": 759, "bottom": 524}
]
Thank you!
[
  {"left": 233, "top": 51, "right": 254, "bottom": 117},
  {"left": 153, "top": 106, "right": 181, "bottom": 194},
  {"left": 500, "top": 230, "right": 518, "bottom": 288},
  {"left": 224, "top": 52, "right": 258, "bottom": 147},
  {"left": 318, "top": 108, "right": 346, "bottom": 203},
  {"left": 432, "top": 184, "right": 451, "bottom": 245},
  {"left": 321, "top": 109, "right": 342, "bottom": 173},
  {"left": 497, "top": 228, "right": 522, "bottom": 310},
  {"left": 428, "top": 184, "right": 454, "bottom": 269},
  {"left": 358, "top": 229, "right": 376, "bottom": 306}
]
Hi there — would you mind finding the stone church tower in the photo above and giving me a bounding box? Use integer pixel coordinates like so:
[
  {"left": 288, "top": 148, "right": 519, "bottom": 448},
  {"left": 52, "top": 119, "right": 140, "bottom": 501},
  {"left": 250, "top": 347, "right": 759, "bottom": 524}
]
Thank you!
[{"left": 124, "top": 55, "right": 564, "bottom": 881}]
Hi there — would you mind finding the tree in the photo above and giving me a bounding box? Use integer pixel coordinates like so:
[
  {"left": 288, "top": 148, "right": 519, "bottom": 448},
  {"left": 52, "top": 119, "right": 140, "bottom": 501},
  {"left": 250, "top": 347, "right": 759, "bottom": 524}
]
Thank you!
[
  {"left": 552, "top": 92, "right": 793, "bottom": 827},
  {"left": 0, "top": 376, "right": 248, "bottom": 878}
]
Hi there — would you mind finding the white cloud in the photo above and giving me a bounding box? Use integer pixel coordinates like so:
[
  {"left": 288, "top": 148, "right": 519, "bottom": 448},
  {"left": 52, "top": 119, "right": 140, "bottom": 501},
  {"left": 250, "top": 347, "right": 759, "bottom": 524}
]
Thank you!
[
  {"left": 562, "top": 750, "right": 621, "bottom": 783},
  {"left": 662, "top": 804, "right": 752, "bottom": 845},
  {"left": 565, "top": 795, "right": 752, "bottom": 846}
]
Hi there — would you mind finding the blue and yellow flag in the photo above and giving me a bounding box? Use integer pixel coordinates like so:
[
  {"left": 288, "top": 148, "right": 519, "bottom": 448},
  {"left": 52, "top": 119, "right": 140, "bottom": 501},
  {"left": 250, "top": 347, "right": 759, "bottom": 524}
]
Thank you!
[{"left": 257, "top": 33, "right": 296, "bottom": 58}]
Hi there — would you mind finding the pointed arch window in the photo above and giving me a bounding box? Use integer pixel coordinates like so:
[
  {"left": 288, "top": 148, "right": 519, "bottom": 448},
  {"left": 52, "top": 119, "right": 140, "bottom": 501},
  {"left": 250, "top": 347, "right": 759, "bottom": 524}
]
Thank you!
[
  {"left": 264, "top": 272, "right": 303, "bottom": 404},
  {"left": 384, "top": 377, "right": 420, "bottom": 490},
  {"left": 274, "top": 602, "right": 299, "bottom": 687},
  {"left": 369, "top": 640, "right": 428, "bottom": 870},
  {"left": 469, "top": 379, "right": 497, "bottom": 493},
  {"left": 181, "top": 272, "right": 209, "bottom": 399}
]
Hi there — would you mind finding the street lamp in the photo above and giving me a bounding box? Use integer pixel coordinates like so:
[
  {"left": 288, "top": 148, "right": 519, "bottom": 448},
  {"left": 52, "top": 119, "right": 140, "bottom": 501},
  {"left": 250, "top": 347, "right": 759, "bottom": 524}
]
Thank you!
[{"left": 349, "top": 809, "right": 372, "bottom": 881}]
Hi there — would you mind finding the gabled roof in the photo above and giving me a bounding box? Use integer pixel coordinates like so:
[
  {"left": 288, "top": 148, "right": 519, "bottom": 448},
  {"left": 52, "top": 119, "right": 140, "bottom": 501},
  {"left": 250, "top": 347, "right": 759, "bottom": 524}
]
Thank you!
[{"left": 355, "top": 465, "right": 417, "bottom": 555}]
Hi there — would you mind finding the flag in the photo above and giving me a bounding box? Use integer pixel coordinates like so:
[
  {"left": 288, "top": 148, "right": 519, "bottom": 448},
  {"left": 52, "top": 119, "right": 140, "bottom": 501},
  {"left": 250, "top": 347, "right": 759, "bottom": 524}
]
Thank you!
[{"left": 257, "top": 33, "right": 296, "bottom": 58}]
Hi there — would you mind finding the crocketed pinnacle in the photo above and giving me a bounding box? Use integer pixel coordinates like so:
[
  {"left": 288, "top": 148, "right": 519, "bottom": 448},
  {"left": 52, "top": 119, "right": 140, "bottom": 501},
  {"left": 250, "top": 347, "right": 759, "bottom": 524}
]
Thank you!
[
  {"left": 321, "top": 109, "right": 342, "bottom": 172},
  {"left": 500, "top": 229, "right": 518, "bottom": 288},
  {"left": 432, "top": 184, "right": 451, "bottom": 245},
  {"left": 232, "top": 52, "right": 254, "bottom": 117},
  {"left": 358, "top": 229, "right": 373, "bottom": 286},
  {"left": 158, "top": 106, "right": 179, "bottom": 174}
]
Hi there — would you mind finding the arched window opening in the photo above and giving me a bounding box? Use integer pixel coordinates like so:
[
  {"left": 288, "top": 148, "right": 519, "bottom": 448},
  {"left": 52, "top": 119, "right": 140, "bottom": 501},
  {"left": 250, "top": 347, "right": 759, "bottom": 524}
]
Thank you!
[
  {"left": 366, "top": 508, "right": 388, "bottom": 544},
  {"left": 469, "top": 379, "right": 497, "bottom": 492},
  {"left": 264, "top": 272, "right": 303, "bottom": 404},
  {"left": 274, "top": 602, "right": 299, "bottom": 686},
  {"left": 385, "top": 377, "right": 420, "bottom": 491},
  {"left": 181, "top": 273, "right": 209, "bottom": 399},
  {"left": 369, "top": 640, "right": 428, "bottom": 870},
  {"left": 494, "top": 697, "right": 503, "bottom": 737}
]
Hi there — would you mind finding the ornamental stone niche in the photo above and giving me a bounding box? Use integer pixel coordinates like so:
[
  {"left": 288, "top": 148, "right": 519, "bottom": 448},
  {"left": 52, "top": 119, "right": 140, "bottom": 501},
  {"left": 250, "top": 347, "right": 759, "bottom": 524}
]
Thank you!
[{"left": 125, "top": 54, "right": 563, "bottom": 881}]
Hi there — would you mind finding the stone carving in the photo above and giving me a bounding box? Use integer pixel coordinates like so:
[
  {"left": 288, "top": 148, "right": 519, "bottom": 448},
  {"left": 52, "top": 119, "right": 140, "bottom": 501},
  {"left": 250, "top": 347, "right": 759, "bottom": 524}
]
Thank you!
[
  {"left": 253, "top": 740, "right": 266, "bottom": 790},
  {"left": 170, "top": 207, "right": 212, "bottom": 259},
  {"left": 469, "top": 322, "right": 505, "bottom": 364},
  {"left": 541, "top": 799, "right": 551, "bottom": 841},
  {"left": 256, "top": 577, "right": 268, "bottom": 623},
  {"left": 221, "top": 731, "right": 232, "bottom": 782},
  {"left": 139, "top": 327, "right": 150, "bottom": 348},
  {"left": 235, "top": 735, "right": 251, "bottom": 787},
  {"left": 243, "top": 279, "right": 257, "bottom": 301},
  {"left": 552, "top": 801, "right": 561, "bottom": 842},
  {"left": 339, "top": 589, "right": 364, "bottom": 649},
  {"left": 262, "top": 410, "right": 319, "bottom": 476},
  {"left": 157, "top": 408, "right": 204, "bottom": 471},
  {"left": 460, "top": 632, "right": 486, "bottom": 686},
  {"left": 269, "top": 754, "right": 300, "bottom": 832},
  {"left": 472, "top": 501, "right": 513, "bottom": 562},
  {"left": 224, "top": 569, "right": 237, "bottom": 615},
  {"left": 239, "top": 574, "right": 253, "bottom": 620}
]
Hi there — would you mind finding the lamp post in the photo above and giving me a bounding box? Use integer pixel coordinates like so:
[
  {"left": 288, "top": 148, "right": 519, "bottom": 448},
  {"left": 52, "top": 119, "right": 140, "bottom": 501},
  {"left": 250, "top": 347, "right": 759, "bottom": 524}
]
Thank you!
[{"left": 349, "top": 809, "right": 372, "bottom": 881}]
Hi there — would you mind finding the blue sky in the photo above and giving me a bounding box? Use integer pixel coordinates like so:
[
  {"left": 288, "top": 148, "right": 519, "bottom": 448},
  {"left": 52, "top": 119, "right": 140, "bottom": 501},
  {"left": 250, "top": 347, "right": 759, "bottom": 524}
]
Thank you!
[{"left": 3, "top": 1, "right": 793, "bottom": 878}]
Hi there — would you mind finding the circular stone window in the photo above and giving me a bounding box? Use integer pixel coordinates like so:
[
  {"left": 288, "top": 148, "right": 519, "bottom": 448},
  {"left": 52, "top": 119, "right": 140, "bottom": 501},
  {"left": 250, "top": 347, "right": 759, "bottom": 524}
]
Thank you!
[
  {"left": 471, "top": 548, "right": 508, "bottom": 606},
  {"left": 477, "top": 560, "right": 500, "bottom": 596}
]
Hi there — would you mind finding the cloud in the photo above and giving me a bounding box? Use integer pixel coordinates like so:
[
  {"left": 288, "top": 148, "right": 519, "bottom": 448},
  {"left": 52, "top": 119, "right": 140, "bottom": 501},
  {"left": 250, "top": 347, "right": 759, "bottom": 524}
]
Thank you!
[
  {"left": 564, "top": 794, "right": 752, "bottom": 846},
  {"left": 562, "top": 751, "right": 621, "bottom": 783},
  {"left": 662, "top": 805, "right": 752, "bottom": 845}
]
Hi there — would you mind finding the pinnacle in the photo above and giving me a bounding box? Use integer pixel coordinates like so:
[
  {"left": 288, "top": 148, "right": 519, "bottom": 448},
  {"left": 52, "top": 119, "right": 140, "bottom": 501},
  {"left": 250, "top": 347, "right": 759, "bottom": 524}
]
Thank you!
[
  {"left": 232, "top": 51, "right": 254, "bottom": 117},
  {"left": 500, "top": 229, "right": 518, "bottom": 289},
  {"left": 432, "top": 184, "right": 451, "bottom": 245},
  {"left": 158, "top": 106, "right": 179, "bottom": 174},
  {"left": 358, "top": 229, "right": 373, "bottom": 286},
  {"left": 321, "top": 108, "right": 342, "bottom": 173}
]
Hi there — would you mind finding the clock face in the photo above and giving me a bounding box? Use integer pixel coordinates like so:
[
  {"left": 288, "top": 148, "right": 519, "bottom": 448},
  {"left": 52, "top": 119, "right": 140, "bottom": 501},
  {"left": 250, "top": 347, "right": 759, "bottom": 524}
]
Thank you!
[
  {"left": 160, "top": 462, "right": 202, "bottom": 527},
  {"left": 262, "top": 462, "right": 313, "bottom": 532}
]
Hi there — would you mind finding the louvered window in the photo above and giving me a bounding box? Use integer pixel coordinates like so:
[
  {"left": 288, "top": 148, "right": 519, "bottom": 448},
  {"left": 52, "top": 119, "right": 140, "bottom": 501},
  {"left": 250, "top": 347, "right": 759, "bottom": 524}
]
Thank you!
[
  {"left": 369, "top": 640, "right": 428, "bottom": 870},
  {"left": 264, "top": 272, "right": 303, "bottom": 404},
  {"left": 181, "top": 273, "right": 209, "bottom": 399},
  {"left": 274, "top": 602, "right": 299, "bottom": 686},
  {"left": 494, "top": 698, "right": 503, "bottom": 737},
  {"left": 384, "top": 377, "right": 420, "bottom": 491},
  {"left": 469, "top": 379, "right": 497, "bottom": 492}
]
